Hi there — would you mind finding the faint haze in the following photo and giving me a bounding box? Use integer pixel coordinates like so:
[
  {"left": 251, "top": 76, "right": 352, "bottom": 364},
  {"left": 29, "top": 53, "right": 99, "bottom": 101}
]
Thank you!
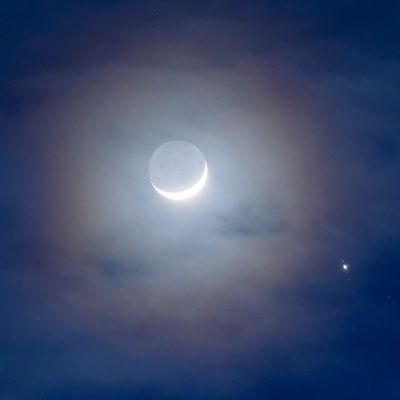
[{"left": 1, "top": 2, "right": 400, "bottom": 399}]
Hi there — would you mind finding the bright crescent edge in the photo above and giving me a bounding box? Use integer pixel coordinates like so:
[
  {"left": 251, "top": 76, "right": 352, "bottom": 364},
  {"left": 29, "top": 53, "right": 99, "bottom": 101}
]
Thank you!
[{"left": 151, "top": 161, "right": 208, "bottom": 201}]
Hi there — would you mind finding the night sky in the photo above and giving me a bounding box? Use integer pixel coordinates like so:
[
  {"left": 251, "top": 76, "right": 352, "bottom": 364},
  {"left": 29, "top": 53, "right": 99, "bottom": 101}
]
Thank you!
[{"left": 1, "top": 1, "right": 400, "bottom": 399}]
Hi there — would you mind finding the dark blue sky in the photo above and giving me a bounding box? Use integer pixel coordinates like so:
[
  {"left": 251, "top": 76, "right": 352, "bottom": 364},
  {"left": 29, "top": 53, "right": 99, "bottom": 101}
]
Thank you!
[{"left": 1, "top": 1, "right": 400, "bottom": 399}]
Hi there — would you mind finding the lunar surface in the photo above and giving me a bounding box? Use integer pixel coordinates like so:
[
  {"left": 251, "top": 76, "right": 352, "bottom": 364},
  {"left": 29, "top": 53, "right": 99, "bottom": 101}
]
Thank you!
[{"left": 149, "top": 141, "right": 207, "bottom": 200}]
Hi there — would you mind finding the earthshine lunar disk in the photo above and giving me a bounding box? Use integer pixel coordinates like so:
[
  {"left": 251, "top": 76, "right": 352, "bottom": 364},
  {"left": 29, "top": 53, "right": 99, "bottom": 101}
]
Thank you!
[{"left": 149, "top": 141, "right": 207, "bottom": 201}]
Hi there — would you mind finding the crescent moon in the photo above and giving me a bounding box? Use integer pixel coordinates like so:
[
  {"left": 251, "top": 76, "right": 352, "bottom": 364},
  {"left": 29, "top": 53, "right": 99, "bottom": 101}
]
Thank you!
[{"left": 151, "top": 161, "right": 208, "bottom": 201}]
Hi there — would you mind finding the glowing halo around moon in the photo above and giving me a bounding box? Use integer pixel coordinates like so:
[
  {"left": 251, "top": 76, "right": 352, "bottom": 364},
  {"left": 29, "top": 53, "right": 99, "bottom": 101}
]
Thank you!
[{"left": 149, "top": 140, "right": 208, "bottom": 201}]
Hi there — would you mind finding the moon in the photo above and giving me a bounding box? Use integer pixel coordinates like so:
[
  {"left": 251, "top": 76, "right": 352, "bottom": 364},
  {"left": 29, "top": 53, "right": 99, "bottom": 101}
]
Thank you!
[{"left": 149, "top": 141, "right": 208, "bottom": 201}]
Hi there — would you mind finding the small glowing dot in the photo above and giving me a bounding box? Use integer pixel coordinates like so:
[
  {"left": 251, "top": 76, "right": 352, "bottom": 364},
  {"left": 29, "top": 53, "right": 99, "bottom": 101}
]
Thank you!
[{"left": 342, "top": 263, "right": 349, "bottom": 271}]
